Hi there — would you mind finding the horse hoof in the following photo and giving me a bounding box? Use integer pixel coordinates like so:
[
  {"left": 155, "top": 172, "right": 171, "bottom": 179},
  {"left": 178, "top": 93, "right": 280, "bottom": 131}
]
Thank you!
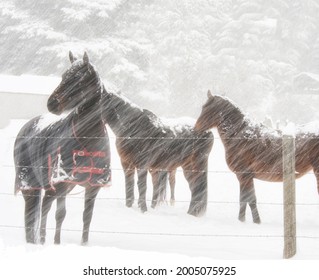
[
  {"left": 139, "top": 205, "right": 147, "bottom": 213},
  {"left": 54, "top": 239, "right": 61, "bottom": 245},
  {"left": 253, "top": 218, "right": 261, "bottom": 224},
  {"left": 81, "top": 240, "right": 88, "bottom": 246},
  {"left": 126, "top": 200, "right": 134, "bottom": 208},
  {"left": 26, "top": 237, "right": 37, "bottom": 244},
  {"left": 238, "top": 216, "right": 246, "bottom": 222},
  {"left": 151, "top": 201, "right": 157, "bottom": 209},
  {"left": 187, "top": 209, "right": 199, "bottom": 217},
  {"left": 188, "top": 206, "right": 205, "bottom": 217},
  {"left": 40, "top": 238, "right": 45, "bottom": 245}
]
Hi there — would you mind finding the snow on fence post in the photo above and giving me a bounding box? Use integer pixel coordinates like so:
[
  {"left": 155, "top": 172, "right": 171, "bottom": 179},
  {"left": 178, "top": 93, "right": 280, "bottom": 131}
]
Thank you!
[{"left": 282, "top": 130, "right": 296, "bottom": 259}]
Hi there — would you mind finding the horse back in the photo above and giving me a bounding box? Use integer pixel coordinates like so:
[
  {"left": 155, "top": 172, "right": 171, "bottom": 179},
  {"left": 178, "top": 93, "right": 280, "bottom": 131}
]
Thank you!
[
  {"left": 223, "top": 128, "right": 318, "bottom": 181},
  {"left": 116, "top": 126, "right": 214, "bottom": 170}
]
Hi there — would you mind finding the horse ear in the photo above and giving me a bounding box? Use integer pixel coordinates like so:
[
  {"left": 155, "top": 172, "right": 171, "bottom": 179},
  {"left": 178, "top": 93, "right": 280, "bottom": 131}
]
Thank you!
[
  {"left": 69, "top": 51, "right": 76, "bottom": 63},
  {"left": 83, "top": 52, "right": 90, "bottom": 65},
  {"left": 207, "top": 90, "right": 213, "bottom": 99}
]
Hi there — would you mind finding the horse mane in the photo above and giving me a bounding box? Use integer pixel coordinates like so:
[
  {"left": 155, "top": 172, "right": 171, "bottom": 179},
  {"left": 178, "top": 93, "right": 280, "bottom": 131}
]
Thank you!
[
  {"left": 101, "top": 86, "right": 193, "bottom": 139},
  {"left": 215, "top": 95, "right": 283, "bottom": 139},
  {"left": 216, "top": 95, "right": 245, "bottom": 121}
]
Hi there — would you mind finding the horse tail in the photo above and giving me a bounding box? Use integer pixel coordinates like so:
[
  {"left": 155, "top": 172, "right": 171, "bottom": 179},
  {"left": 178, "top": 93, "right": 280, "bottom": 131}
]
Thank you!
[
  {"left": 14, "top": 178, "right": 20, "bottom": 195},
  {"left": 14, "top": 132, "right": 43, "bottom": 242},
  {"left": 22, "top": 188, "right": 42, "bottom": 243},
  {"left": 13, "top": 131, "right": 25, "bottom": 195},
  {"left": 14, "top": 116, "right": 44, "bottom": 243},
  {"left": 13, "top": 117, "right": 39, "bottom": 195},
  {"left": 158, "top": 171, "right": 168, "bottom": 203}
]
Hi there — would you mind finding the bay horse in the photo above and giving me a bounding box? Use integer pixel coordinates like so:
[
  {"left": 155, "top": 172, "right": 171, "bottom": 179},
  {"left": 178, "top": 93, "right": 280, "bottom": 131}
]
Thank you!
[
  {"left": 14, "top": 53, "right": 111, "bottom": 244},
  {"left": 195, "top": 91, "right": 319, "bottom": 223},
  {"left": 48, "top": 52, "right": 214, "bottom": 216}
]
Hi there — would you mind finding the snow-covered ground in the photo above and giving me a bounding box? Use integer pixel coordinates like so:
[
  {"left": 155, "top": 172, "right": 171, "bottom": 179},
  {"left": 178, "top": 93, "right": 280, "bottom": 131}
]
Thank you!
[{"left": 0, "top": 116, "right": 318, "bottom": 278}]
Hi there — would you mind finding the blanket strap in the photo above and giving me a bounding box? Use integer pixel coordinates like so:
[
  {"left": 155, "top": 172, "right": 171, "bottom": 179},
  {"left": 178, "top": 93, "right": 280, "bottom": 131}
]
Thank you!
[
  {"left": 73, "top": 166, "right": 105, "bottom": 174},
  {"left": 73, "top": 149, "right": 106, "bottom": 158},
  {"left": 72, "top": 148, "right": 106, "bottom": 175}
]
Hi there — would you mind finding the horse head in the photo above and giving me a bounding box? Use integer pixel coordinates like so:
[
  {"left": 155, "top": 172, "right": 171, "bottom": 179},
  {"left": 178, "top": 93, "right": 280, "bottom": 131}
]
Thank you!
[
  {"left": 48, "top": 51, "right": 101, "bottom": 115},
  {"left": 195, "top": 90, "right": 229, "bottom": 132}
]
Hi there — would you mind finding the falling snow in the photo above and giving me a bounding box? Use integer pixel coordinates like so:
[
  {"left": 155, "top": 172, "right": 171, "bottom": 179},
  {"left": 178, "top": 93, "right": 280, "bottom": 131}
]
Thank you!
[{"left": 0, "top": 2, "right": 319, "bottom": 278}]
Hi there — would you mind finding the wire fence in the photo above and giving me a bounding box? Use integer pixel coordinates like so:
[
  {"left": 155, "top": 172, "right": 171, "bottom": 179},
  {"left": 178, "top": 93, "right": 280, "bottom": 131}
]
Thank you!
[
  {"left": 2, "top": 130, "right": 319, "bottom": 176},
  {"left": 0, "top": 194, "right": 318, "bottom": 241},
  {"left": 1, "top": 132, "right": 319, "bottom": 243},
  {"left": 3, "top": 135, "right": 319, "bottom": 142},
  {"left": 0, "top": 224, "right": 318, "bottom": 240},
  {"left": 1, "top": 191, "right": 318, "bottom": 206},
  {"left": 3, "top": 162, "right": 319, "bottom": 177}
]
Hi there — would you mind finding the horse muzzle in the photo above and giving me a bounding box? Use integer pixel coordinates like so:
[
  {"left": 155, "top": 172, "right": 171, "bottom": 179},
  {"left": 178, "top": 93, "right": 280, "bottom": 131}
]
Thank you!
[
  {"left": 47, "top": 97, "right": 62, "bottom": 115},
  {"left": 194, "top": 121, "right": 204, "bottom": 133}
]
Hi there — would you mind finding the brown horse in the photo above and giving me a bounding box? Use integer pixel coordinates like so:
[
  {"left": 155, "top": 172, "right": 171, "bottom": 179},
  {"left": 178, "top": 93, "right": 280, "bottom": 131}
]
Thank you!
[
  {"left": 195, "top": 91, "right": 319, "bottom": 223},
  {"left": 48, "top": 52, "right": 214, "bottom": 217}
]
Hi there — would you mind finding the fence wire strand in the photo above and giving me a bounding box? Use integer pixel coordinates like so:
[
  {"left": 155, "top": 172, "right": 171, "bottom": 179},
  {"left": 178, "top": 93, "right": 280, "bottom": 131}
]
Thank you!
[
  {"left": 3, "top": 163, "right": 319, "bottom": 177},
  {"left": 0, "top": 224, "right": 318, "bottom": 240},
  {"left": 1, "top": 192, "right": 318, "bottom": 206},
  {"left": 3, "top": 134, "right": 319, "bottom": 141}
]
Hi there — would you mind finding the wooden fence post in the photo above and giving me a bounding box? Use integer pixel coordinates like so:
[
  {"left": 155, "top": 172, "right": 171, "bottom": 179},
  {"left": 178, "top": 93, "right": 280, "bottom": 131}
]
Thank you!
[{"left": 282, "top": 134, "right": 296, "bottom": 259}]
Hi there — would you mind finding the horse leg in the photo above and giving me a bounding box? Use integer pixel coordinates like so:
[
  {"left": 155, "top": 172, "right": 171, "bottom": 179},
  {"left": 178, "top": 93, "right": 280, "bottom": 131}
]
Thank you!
[
  {"left": 237, "top": 174, "right": 260, "bottom": 224},
  {"left": 169, "top": 170, "right": 176, "bottom": 206},
  {"left": 81, "top": 186, "right": 101, "bottom": 245},
  {"left": 22, "top": 189, "right": 41, "bottom": 244},
  {"left": 137, "top": 169, "right": 148, "bottom": 212},
  {"left": 315, "top": 169, "right": 319, "bottom": 195},
  {"left": 53, "top": 185, "right": 69, "bottom": 244},
  {"left": 311, "top": 162, "right": 319, "bottom": 195},
  {"left": 151, "top": 171, "right": 168, "bottom": 208},
  {"left": 190, "top": 172, "right": 208, "bottom": 217},
  {"left": 183, "top": 150, "right": 209, "bottom": 217},
  {"left": 248, "top": 186, "right": 260, "bottom": 224},
  {"left": 183, "top": 168, "right": 207, "bottom": 217},
  {"left": 238, "top": 189, "right": 247, "bottom": 222},
  {"left": 39, "top": 188, "right": 56, "bottom": 244},
  {"left": 122, "top": 161, "right": 135, "bottom": 207},
  {"left": 151, "top": 170, "right": 160, "bottom": 208}
]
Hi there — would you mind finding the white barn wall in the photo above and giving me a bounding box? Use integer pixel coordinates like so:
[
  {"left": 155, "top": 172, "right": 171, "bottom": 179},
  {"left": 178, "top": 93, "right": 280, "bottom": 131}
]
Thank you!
[
  {"left": 0, "top": 92, "right": 49, "bottom": 127},
  {"left": 0, "top": 75, "right": 59, "bottom": 127}
]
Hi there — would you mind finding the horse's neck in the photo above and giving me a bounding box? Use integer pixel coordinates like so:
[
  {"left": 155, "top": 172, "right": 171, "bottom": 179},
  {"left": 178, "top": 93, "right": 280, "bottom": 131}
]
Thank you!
[
  {"left": 72, "top": 101, "right": 105, "bottom": 141},
  {"left": 101, "top": 88, "right": 144, "bottom": 137},
  {"left": 217, "top": 106, "right": 246, "bottom": 140},
  {"left": 74, "top": 75, "right": 105, "bottom": 136}
]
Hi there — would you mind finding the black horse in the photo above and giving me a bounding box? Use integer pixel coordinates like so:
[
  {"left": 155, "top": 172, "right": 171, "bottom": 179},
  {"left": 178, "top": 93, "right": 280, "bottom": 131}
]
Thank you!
[
  {"left": 48, "top": 52, "right": 214, "bottom": 216},
  {"left": 14, "top": 52, "right": 111, "bottom": 244}
]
